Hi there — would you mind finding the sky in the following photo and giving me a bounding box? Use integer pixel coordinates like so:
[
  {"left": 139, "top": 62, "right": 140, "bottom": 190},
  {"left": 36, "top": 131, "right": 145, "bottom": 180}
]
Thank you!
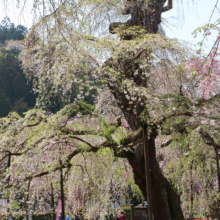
[
  {"left": 163, "top": 0, "right": 220, "bottom": 54},
  {"left": 0, "top": 0, "right": 219, "bottom": 54},
  {"left": 0, "top": 0, "right": 33, "bottom": 28}
]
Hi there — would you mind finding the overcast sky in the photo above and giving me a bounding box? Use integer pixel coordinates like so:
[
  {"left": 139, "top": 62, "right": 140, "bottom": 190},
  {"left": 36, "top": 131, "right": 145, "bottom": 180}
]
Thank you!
[
  {"left": 0, "top": 0, "right": 219, "bottom": 54},
  {"left": 163, "top": 0, "right": 220, "bottom": 53},
  {"left": 0, "top": 0, "right": 32, "bottom": 28}
]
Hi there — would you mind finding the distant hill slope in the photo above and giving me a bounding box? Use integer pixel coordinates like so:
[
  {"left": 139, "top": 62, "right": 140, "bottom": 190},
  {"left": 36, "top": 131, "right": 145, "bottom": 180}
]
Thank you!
[{"left": 0, "top": 17, "right": 36, "bottom": 117}]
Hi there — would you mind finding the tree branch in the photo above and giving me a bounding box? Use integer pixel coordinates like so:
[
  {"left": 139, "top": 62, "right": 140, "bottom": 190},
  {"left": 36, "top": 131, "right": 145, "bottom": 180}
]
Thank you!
[
  {"left": 162, "top": 0, "right": 173, "bottom": 12},
  {"left": 199, "top": 129, "right": 220, "bottom": 149},
  {"left": 125, "top": 49, "right": 146, "bottom": 64},
  {"left": 61, "top": 128, "right": 99, "bottom": 136},
  {"left": 160, "top": 138, "right": 173, "bottom": 148},
  {"left": 68, "top": 136, "right": 95, "bottom": 149},
  {"left": 24, "top": 127, "right": 144, "bottom": 181},
  {"left": 14, "top": 117, "right": 43, "bottom": 135},
  {"left": 156, "top": 111, "right": 193, "bottom": 126},
  {"left": 120, "top": 127, "right": 144, "bottom": 145}
]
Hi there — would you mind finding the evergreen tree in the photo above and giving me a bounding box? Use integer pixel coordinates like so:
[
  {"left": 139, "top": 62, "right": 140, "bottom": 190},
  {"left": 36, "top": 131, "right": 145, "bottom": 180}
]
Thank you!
[
  {"left": 0, "top": 17, "right": 27, "bottom": 44},
  {"left": 0, "top": 47, "right": 36, "bottom": 117}
]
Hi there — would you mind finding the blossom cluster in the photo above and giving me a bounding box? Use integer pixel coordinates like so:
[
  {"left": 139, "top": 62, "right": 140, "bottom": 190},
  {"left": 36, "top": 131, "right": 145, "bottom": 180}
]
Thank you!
[
  {"left": 186, "top": 23, "right": 220, "bottom": 100},
  {"left": 185, "top": 51, "right": 220, "bottom": 99}
]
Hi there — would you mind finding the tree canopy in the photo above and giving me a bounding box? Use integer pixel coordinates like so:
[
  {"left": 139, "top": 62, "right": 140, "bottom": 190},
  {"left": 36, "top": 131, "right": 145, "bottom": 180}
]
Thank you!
[{"left": 0, "top": 0, "right": 220, "bottom": 220}]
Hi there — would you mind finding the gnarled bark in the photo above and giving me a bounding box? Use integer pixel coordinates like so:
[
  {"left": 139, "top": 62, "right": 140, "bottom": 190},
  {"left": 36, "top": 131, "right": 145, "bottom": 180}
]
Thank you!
[
  {"left": 127, "top": 137, "right": 183, "bottom": 220},
  {"left": 110, "top": 0, "right": 173, "bottom": 35},
  {"left": 107, "top": 0, "right": 184, "bottom": 219}
]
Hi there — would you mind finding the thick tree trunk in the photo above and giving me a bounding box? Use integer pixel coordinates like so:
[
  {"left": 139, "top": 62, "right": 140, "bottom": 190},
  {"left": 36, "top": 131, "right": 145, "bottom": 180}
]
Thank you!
[
  {"left": 128, "top": 1, "right": 163, "bottom": 34},
  {"left": 107, "top": 71, "right": 185, "bottom": 218},
  {"left": 107, "top": 1, "right": 184, "bottom": 219},
  {"left": 110, "top": 97, "right": 184, "bottom": 219},
  {"left": 110, "top": 0, "right": 168, "bottom": 35},
  {"left": 105, "top": 89, "right": 184, "bottom": 219},
  {"left": 127, "top": 136, "right": 184, "bottom": 220}
]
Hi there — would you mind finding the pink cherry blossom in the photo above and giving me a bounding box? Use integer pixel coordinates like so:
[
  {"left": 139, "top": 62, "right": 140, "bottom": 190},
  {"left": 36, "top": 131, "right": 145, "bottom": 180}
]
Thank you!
[
  {"left": 210, "top": 120, "right": 215, "bottom": 126},
  {"left": 201, "top": 120, "right": 208, "bottom": 125}
]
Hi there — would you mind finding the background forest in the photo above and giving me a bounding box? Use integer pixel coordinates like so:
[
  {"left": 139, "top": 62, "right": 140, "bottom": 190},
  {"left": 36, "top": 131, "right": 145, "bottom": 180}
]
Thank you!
[{"left": 0, "top": 17, "right": 35, "bottom": 117}]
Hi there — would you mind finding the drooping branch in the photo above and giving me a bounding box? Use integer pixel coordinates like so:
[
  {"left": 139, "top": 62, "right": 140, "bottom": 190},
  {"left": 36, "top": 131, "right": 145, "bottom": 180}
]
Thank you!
[
  {"left": 68, "top": 136, "right": 95, "bottom": 150},
  {"left": 199, "top": 129, "right": 220, "bottom": 149},
  {"left": 162, "top": 0, "right": 173, "bottom": 12},
  {"left": 61, "top": 128, "right": 99, "bottom": 136},
  {"left": 21, "top": 135, "right": 56, "bottom": 156},
  {"left": 120, "top": 127, "right": 144, "bottom": 145},
  {"left": 14, "top": 117, "right": 43, "bottom": 135},
  {"left": 23, "top": 147, "right": 93, "bottom": 181},
  {"left": 160, "top": 138, "right": 173, "bottom": 148},
  {"left": 61, "top": 118, "right": 122, "bottom": 137},
  {"left": 24, "top": 127, "right": 144, "bottom": 181},
  {"left": 156, "top": 111, "right": 193, "bottom": 127},
  {"left": 25, "top": 179, "right": 31, "bottom": 220},
  {"left": 0, "top": 151, "right": 24, "bottom": 164},
  {"left": 124, "top": 49, "right": 146, "bottom": 64},
  {"left": 109, "top": 22, "right": 124, "bottom": 34}
]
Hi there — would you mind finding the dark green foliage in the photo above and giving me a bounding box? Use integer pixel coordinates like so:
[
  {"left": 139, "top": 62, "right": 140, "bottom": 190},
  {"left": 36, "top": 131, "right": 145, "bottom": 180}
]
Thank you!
[
  {"left": 0, "top": 17, "right": 97, "bottom": 116},
  {"left": 0, "top": 48, "right": 36, "bottom": 117},
  {"left": 11, "top": 212, "right": 54, "bottom": 220},
  {"left": 0, "top": 17, "right": 27, "bottom": 44},
  {"left": 123, "top": 207, "right": 132, "bottom": 220},
  {"left": 38, "top": 76, "right": 98, "bottom": 113},
  {"left": 32, "top": 213, "right": 54, "bottom": 220},
  {"left": 0, "top": 17, "right": 36, "bottom": 117}
]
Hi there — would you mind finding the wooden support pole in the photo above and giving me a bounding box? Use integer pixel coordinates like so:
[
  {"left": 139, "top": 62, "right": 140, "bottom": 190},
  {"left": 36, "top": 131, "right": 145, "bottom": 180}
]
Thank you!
[
  {"left": 144, "top": 134, "right": 153, "bottom": 220},
  {"left": 7, "top": 153, "right": 11, "bottom": 215},
  {"left": 51, "top": 183, "right": 56, "bottom": 220},
  {"left": 190, "top": 162, "right": 193, "bottom": 218},
  {"left": 215, "top": 147, "right": 220, "bottom": 193},
  {"left": 215, "top": 147, "right": 220, "bottom": 220},
  {"left": 25, "top": 179, "right": 31, "bottom": 220},
  {"left": 131, "top": 204, "right": 134, "bottom": 220},
  {"left": 60, "top": 160, "right": 65, "bottom": 220}
]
